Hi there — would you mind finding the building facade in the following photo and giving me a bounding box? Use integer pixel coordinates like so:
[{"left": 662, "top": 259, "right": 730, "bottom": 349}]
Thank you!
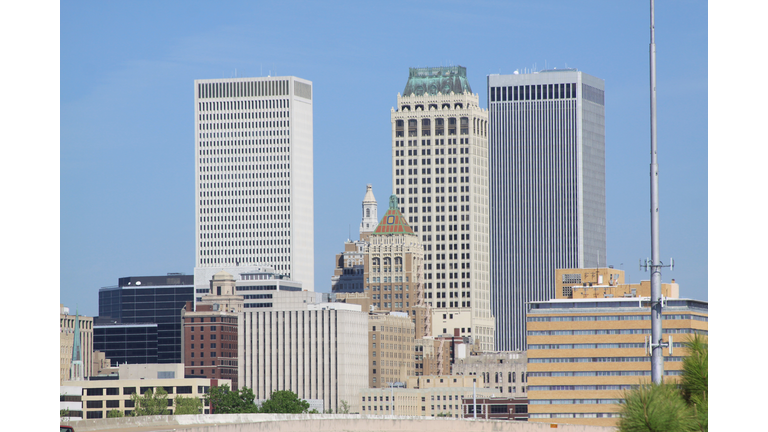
[
  {"left": 451, "top": 351, "right": 528, "bottom": 398},
  {"left": 97, "top": 274, "right": 194, "bottom": 364},
  {"left": 392, "top": 66, "right": 495, "bottom": 351},
  {"left": 239, "top": 304, "right": 369, "bottom": 413},
  {"left": 331, "top": 185, "right": 378, "bottom": 294},
  {"left": 526, "top": 296, "right": 708, "bottom": 427},
  {"left": 488, "top": 69, "right": 607, "bottom": 351},
  {"left": 60, "top": 305, "right": 94, "bottom": 383},
  {"left": 461, "top": 396, "right": 529, "bottom": 421},
  {"left": 62, "top": 365, "right": 227, "bottom": 418},
  {"left": 368, "top": 311, "right": 415, "bottom": 388},
  {"left": 193, "top": 76, "right": 314, "bottom": 296}
]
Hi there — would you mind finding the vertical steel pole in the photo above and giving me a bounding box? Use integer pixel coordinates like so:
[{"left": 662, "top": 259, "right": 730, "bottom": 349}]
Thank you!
[{"left": 649, "top": 0, "right": 664, "bottom": 385}]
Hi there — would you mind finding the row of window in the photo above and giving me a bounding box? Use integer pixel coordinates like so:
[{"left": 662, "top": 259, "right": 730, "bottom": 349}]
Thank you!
[
  {"left": 528, "top": 356, "right": 685, "bottom": 364},
  {"left": 528, "top": 314, "right": 708, "bottom": 322},
  {"left": 530, "top": 398, "right": 623, "bottom": 405},
  {"left": 528, "top": 342, "right": 685, "bottom": 350},
  {"left": 528, "top": 370, "right": 682, "bottom": 378},
  {"left": 490, "top": 82, "right": 577, "bottom": 102},
  {"left": 85, "top": 386, "right": 194, "bottom": 396},
  {"left": 529, "top": 413, "right": 620, "bottom": 419}
]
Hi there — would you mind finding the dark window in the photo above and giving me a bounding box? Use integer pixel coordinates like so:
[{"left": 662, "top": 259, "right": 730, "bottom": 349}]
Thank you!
[
  {"left": 572, "top": 82, "right": 577, "bottom": 98},
  {"left": 177, "top": 386, "right": 192, "bottom": 394},
  {"left": 525, "top": 85, "right": 530, "bottom": 100},
  {"left": 168, "top": 399, "right": 174, "bottom": 407},
  {"left": 548, "top": 84, "right": 553, "bottom": 99},
  {"left": 560, "top": 83, "right": 565, "bottom": 99},
  {"left": 86, "top": 400, "right": 103, "bottom": 408},
  {"left": 106, "top": 400, "right": 120, "bottom": 408},
  {"left": 537, "top": 85, "right": 541, "bottom": 100},
  {"left": 491, "top": 405, "right": 507, "bottom": 414},
  {"left": 566, "top": 83, "right": 571, "bottom": 98},
  {"left": 125, "top": 400, "right": 135, "bottom": 408},
  {"left": 106, "top": 388, "right": 119, "bottom": 396},
  {"left": 163, "top": 386, "right": 174, "bottom": 394},
  {"left": 515, "top": 404, "right": 528, "bottom": 414},
  {"left": 490, "top": 87, "right": 495, "bottom": 102},
  {"left": 140, "top": 387, "right": 153, "bottom": 394},
  {"left": 86, "top": 411, "right": 103, "bottom": 419},
  {"left": 86, "top": 388, "right": 103, "bottom": 396}
]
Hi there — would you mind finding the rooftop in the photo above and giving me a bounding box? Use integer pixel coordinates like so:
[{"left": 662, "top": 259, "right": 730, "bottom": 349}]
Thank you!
[
  {"left": 403, "top": 66, "right": 472, "bottom": 96},
  {"left": 370, "top": 195, "right": 415, "bottom": 236}
]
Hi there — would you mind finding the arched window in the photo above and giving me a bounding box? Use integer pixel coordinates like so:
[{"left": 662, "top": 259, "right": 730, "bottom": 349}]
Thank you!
[
  {"left": 512, "top": 372, "right": 516, "bottom": 383},
  {"left": 508, "top": 372, "right": 512, "bottom": 383},
  {"left": 366, "top": 209, "right": 370, "bottom": 218}
]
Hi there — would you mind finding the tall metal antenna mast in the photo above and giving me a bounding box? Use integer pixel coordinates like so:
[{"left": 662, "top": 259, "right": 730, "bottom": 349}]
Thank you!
[{"left": 645, "top": 0, "right": 672, "bottom": 385}]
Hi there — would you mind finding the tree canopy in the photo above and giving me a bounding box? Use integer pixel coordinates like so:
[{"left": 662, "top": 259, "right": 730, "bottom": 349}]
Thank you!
[
  {"left": 205, "top": 385, "right": 259, "bottom": 414},
  {"left": 619, "top": 334, "right": 708, "bottom": 432},
  {"left": 259, "top": 390, "right": 310, "bottom": 414},
  {"left": 174, "top": 395, "right": 203, "bottom": 415},
  {"left": 131, "top": 387, "right": 170, "bottom": 416}
]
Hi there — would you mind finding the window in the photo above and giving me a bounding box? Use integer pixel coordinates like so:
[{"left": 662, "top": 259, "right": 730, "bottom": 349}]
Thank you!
[
  {"left": 106, "top": 400, "right": 120, "bottom": 408},
  {"left": 86, "top": 388, "right": 103, "bottom": 396},
  {"left": 86, "top": 400, "right": 103, "bottom": 408},
  {"left": 123, "top": 387, "right": 136, "bottom": 395},
  {"left": 106, "top": 387, "right": 119, "bottom": 395}
]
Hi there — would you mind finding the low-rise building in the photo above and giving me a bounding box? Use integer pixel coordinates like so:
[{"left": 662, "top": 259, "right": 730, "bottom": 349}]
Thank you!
[
  {"left": 526, "top": 296, "right": 708, "bottom": 427},
  {"left": 461, "top": 396, "right": 529, "bottom": 421},
  {"left": 361, "top": 374, "right": 493, "bottom": 418},
  {"left": 61, "top": 363, "right": 228, "bottom": 418},
  {"left": 452, "top": 351, "right": 528, "bottom": 398}
]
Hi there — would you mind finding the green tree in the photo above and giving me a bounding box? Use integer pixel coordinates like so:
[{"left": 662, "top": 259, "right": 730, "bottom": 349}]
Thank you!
[
  {"left": 205, "top": 385, "right": 259, "bottom": 414},
  {"left": 619, "top": 383, "right": 698, "bottom": 432},
  {"left": 107, "top": 409, "right": 124, "bottom": 418},
  {"left": 174, "top": 395, "right": 203, "bottom": 415},
  {"left": 337, "top": 400, "right": 350, "bottom": 414},
  {"left": 259, "top": 390, "right": 310, "bottom": 414},
  {"left": 681, "top": 335, "right": 708, "bottom": 431},
  {"left": 619, "top": 335, "right": 708, "bottom": 432},
  {"left": 60, "top": 408, "right": 70, "bottom": 420},
  {"left": 131, "top": 387, "right": 170, "bottom": 416}
]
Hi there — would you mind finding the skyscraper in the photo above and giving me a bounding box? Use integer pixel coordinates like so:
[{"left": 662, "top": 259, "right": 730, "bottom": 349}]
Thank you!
[
  {"left": 392, "top": 66, "right": 495, "bottom": 351},
  {"left": 193, "top": 76, "right": 314, "bottom": 295},
  {"left": 488, "top": 69, "right": 607, "bottom": 351}
]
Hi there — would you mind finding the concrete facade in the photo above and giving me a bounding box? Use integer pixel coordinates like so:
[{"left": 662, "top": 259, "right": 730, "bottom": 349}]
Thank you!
[
  {"left": 61, "top": 375, "right": 229, "bottom": 418},
  {"left": 61, "top": 305, "right": 94, "bottom": 383},
  {"left": 392, "top": 66, "right": 495, "bottom": 351},
  {"left": 368, "top": 312, "right": 415, "bottom": 388},
  {"left": 63, "top": 413, "right": 617, "bottom": 432},
  {"left": 194, "top": 76, "right": 314, "bottom": 295},
  {"left": 526, "top": 296, "right": 707, "bottom": 427},
  {"left": 239, "top": 305, "right": 369, "bottom": 413},
  {"left": 452, "top": 351, "right": 528, "bottom": 398},
  {"left": 488, "top": 70, "right": 607, "bottom": 352}
]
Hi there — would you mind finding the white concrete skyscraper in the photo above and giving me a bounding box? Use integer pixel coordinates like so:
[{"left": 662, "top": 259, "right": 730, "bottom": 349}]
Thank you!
[
  {"left": 488, "top": 69, "right": 606, "bottom": 351},
  {"left": 193, "top": 76, "right": 314, "bottom": 295},
  {"left": 391, "top": 66, "right": 495, "bottom": 351}
]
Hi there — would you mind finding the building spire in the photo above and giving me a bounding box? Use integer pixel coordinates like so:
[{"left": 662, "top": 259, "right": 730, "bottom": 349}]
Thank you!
[
  {"left": 360, "top": 184, "right": 378, "bottom": 239},
  {"left": 70, "top": 310, "right": 84, "bottom": 381}
]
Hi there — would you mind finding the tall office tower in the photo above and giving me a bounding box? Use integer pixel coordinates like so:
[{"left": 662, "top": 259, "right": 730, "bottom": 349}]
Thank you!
[
  {"left": 487, "top": 69, "right": 607, "bottom": 351},
  {"left": 391, "top": 66, "right": 495, "bottom": 351},
  {"left": 193, "top": 76, "right": 314, "bottom": 296}
]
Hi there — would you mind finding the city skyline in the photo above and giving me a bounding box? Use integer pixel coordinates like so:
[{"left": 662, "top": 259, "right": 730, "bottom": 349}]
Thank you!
[{"left": 60, "top": 1, "right": 708, "bottom": 317}]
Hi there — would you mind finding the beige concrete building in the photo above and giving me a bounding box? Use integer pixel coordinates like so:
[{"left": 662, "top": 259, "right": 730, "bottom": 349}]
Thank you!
[
  {"left": 452, "top": 351, "right": 528, "bottom": 398},
  {"left": 361, "top": 374, "right": 493, "bottom": 417},
  {"left": 239, "top": 303, "right": 369, "bottom": 414},
  {"left": 60, "top": 305, "right": 94, "bottom": 383},
  {"left": 62, "top": 363, "right": 229, "bottom": 418},
  {"left": 554, "top": 267, "right": 679, "bottom": 300},
  {"left": 391, "top": 66, "right": 495, "bottom": 351},
  {"left": 526, "top": 295, "right": 708, "bottom": 427},
  {"left": 368, "top": 312, "right": 415, "bottom": 388}
]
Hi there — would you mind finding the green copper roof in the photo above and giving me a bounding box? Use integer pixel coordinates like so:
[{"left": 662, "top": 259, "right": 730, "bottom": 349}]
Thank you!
[
  {"left": 403, "top": 66, "right": 472, "bottom": 96},
  {"left": 371, "top": 195, "right": 415, "bottom": 236}
]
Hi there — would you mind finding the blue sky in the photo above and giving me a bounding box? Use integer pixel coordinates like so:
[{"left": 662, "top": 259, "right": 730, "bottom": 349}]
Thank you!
[{"left": 59, "top": 0, "right": 708, "bottom": 317}]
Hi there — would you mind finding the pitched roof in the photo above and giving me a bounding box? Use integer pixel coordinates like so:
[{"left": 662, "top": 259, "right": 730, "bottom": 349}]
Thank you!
[{"left": 370, "top": 195, "right": 415, "bottom": 236}]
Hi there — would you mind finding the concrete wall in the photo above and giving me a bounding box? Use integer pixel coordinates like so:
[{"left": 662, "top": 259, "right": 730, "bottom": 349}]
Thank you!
[{"left": 63, "top": 413, "right": 616, "bottom": 432}]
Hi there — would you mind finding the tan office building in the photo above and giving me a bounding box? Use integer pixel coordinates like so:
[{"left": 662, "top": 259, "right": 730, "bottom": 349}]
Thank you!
[
  {"left": 368, "top": 311, "right": 415, "bottom": 388},
  {"left": 554, "top": 267, "right": 679, "bottom": 300},
  {"left": 526, "top": 295, "right": 708, "bottom": 427},
  {"left": 62, "top": 363, "right": 228, "bottom": 418},
  {"left": 361, "top": 374, "right": 492, "bottom": 417}
]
